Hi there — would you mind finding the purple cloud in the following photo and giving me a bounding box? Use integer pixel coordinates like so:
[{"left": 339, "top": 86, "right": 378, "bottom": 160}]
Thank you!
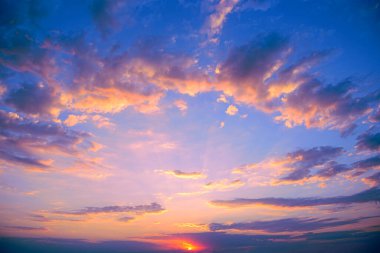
[
  {"left": 210, "top": 187, "right": 380, "bottom": 208},
  {"left": 280, "top": 146, "right": 343, "bottom": 182},
  {"left": 5, "top": 82, "right": 60, "bottom": 116},
  {"left": 55, "top": 202, "right": 165, "bottom": 215},
  {"left": 356, "top": 129, "right": 380, "bottom": 152},
  {"left": 0, "top": 110, "right": 92, "bottom": 169},
  {"left": 209, "top": 216, "right": 378, "bottom": 232}
]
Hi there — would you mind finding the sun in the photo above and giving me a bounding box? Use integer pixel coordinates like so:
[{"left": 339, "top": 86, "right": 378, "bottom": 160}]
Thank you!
[{"left": 182, "top": 242, "right": 196, "bottom": 251}]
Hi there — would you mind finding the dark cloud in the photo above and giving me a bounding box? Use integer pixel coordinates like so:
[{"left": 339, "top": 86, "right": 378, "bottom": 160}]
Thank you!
[
  {"left": 2, "top": 225, "right": 46, "bottom": 231},
  {"left": 209, "top": 216, "right": 378, "bottom": 232},
  {"left": 0, "top": 0, "right": 50, "bottom": 27},
  {"left": 210, "top": 187, "right": 380, "bottom": 208},
  {"left": 314, "top": 161, "right": 350, "bottom": 179},
  {"left": 280, "top": 146, "right": 343, "bottom": 182},
  {"left": 4, "top": 82, "right": 60, "bottom": 116},
  {"left": 217, "top": 33, "right": 290, "bottom": 103},
  {"left": 90, "top": 0, "right": 125, "bottom": 37},
  {"left": 351, "top": 155, "right": 380, "bottom": 176},
  {"left": 29, "top": 214, "right": 83, "bottom": 223},
  {"left": 55, "top": 202, "right": 165, "bottom": 215},
  {"left": 0, "top": 28, "right": 57, "bottom": 79},
  {"left": 356, "top": 129, "right": 380, "bottom": 152}
]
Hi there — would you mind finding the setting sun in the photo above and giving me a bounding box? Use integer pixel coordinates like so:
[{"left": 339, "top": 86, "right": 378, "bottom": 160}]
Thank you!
[{"left": 182, "top": 241, "right": 195, "bottom": 251}]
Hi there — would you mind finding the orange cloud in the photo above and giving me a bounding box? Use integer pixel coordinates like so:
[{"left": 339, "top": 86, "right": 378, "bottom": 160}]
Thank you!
[{"left": 225, "top": 104, "right": 238, "bottom": 116}]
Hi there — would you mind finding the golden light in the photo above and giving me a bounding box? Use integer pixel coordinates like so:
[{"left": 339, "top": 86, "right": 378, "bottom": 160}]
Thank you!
[
  {"left": 146, "top": 238, "right": 205, "bottom": 252},
  {"left": 182, "top": 241, "right": 195, "bottom": 251}
]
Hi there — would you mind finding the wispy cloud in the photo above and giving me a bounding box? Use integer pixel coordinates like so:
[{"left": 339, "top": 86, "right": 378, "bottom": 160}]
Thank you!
[
  {"left": 54, "top": 202, "right": 165, "bottom": 215},
  {"left": 159, "top": 170, "right": 206, "bottom": 179},
  {"left": 204, "top": 179, "right": 244, "bottom": 191},
  {"left": 202, "top": 0, "right": 239, "bottom": 42},
  {"left": 210, "top": 187, "right": 380, "bottom": 208},
  {"left": 209, "top": 216, "right": 379, "bottom": 232}
]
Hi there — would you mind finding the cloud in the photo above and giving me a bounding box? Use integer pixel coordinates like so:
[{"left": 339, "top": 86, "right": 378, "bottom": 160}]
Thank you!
[
  {"left": 210, "top": 187, "right": 380, "bottom": 208},
  {"left": 0, "top": 110, "right": 92, "bottom": 169},
  {"left": 0, "top": 28, "right": 57, "bottom": 80},
  {"left": 275, "top": 79, "right": 378, "bottom": 134},
  {"left": 351, "top": 155, "right": 380, "bottom": 176},
  {"left": 29, "top": 214, "right": 83, "bottom": 222},
  {"left": 4, "top": 82, "right": 61, "bottom": 117},
  {"left": 202, "top": 0, "right": 239, "bottom": 41},
  {"left": 174, "top": 99, "right": 188, "bottom": 112},
  {"left": 160, "top": 170, "right": 206, "bottom": 179},
  {"left": 279, "top": 146, "right": 344, "bottom": 183},
  {"left": 89, "top": 0, "right": 125, "bottom": 37},
  {"left": 64, "top": 114, "right": 114, "bottom": 128},
  {"left": 217, "top": 94, "right": 228, "bottom": 103},
  {"left": 356, "top": 129, "right": 380, "bottom": 152},
  {"left": 204, "top": 179, "right": 245, "bottom": 191},
  {"left": 363, "top": 172, "right": 380, "bottom": 187},
  {"left": 3, "top": 225, "right": 46, "bottom": 231},
  {"left": 54, "top": 202, "right": 165, "bottom": 215},
  {"left": 216, "top": 34, "right": 378, "bottom": 133},
  {"left": 209, "top": 216, "right": 378, "bottom": 233},
  {"left": 216, "top": 33, "right": 291, "bottom": 107},
  {"left": 234, "top": 145, "right": 380, "bottom": 185},
  {"left": 225, "top": 104, "right": 238, "bottom": 116},
  {"left": 118, "top": 216, "right": 135, "bottom": 222},
  {"left": 234, "top": 146, "right": 344, "bottom": 185}
]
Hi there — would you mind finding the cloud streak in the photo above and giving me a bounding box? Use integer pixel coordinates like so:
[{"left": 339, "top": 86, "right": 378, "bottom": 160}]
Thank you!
[
  {"left": 210, "top": 187, "right": 380, "bottom": 208},
  {"left": 209, "top": 216, "right": 379, "bottom": 232},
  {"left": 54, "top": 202, "right": 165, "bottom": 215}
]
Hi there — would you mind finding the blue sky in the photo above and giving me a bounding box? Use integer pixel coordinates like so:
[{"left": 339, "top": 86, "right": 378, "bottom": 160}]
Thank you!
[{"left": 0, "top": 0, "right": 379, "bottom": 252}]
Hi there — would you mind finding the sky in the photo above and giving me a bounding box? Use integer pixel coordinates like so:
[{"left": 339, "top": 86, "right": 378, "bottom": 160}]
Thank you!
[{"left": 0, "top": 0, "right": 380, "bottom": 252}]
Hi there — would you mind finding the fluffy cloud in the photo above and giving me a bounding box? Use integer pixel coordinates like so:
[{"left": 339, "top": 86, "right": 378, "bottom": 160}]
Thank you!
[
  {"left": 234, "top": 146, "right": 345, "bottom": 185},
  {"left": 210, "top": 187, "right": 380, "bottom": 208},
  {"left": 0, "top": 110, "right": 92, "bottom": 170},
  {"left": 216, "top": 33, "right": 291, "bottom": 108},
  {"left": 275, "top": 79, "right": 377, "bottom": 134},
  {"left": 4, "top": 82, "right": 61, "bottom": 117},
  {"left": 216, "top": 34, "right": 378, "bottom": 133},
  {"left": 64, "top": 114, "right": 114, "bottom": 128},
  {"left": 225, "top": 104, "right": 238, "bottom": 116},
  {"left": 234, "top": 145, "right": 380, "bottom": 185}
]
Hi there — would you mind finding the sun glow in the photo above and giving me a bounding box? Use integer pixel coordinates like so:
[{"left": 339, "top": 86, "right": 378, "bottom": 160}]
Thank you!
[{"left": 182, "top": 241, "right": 195, "bottom": 251}]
